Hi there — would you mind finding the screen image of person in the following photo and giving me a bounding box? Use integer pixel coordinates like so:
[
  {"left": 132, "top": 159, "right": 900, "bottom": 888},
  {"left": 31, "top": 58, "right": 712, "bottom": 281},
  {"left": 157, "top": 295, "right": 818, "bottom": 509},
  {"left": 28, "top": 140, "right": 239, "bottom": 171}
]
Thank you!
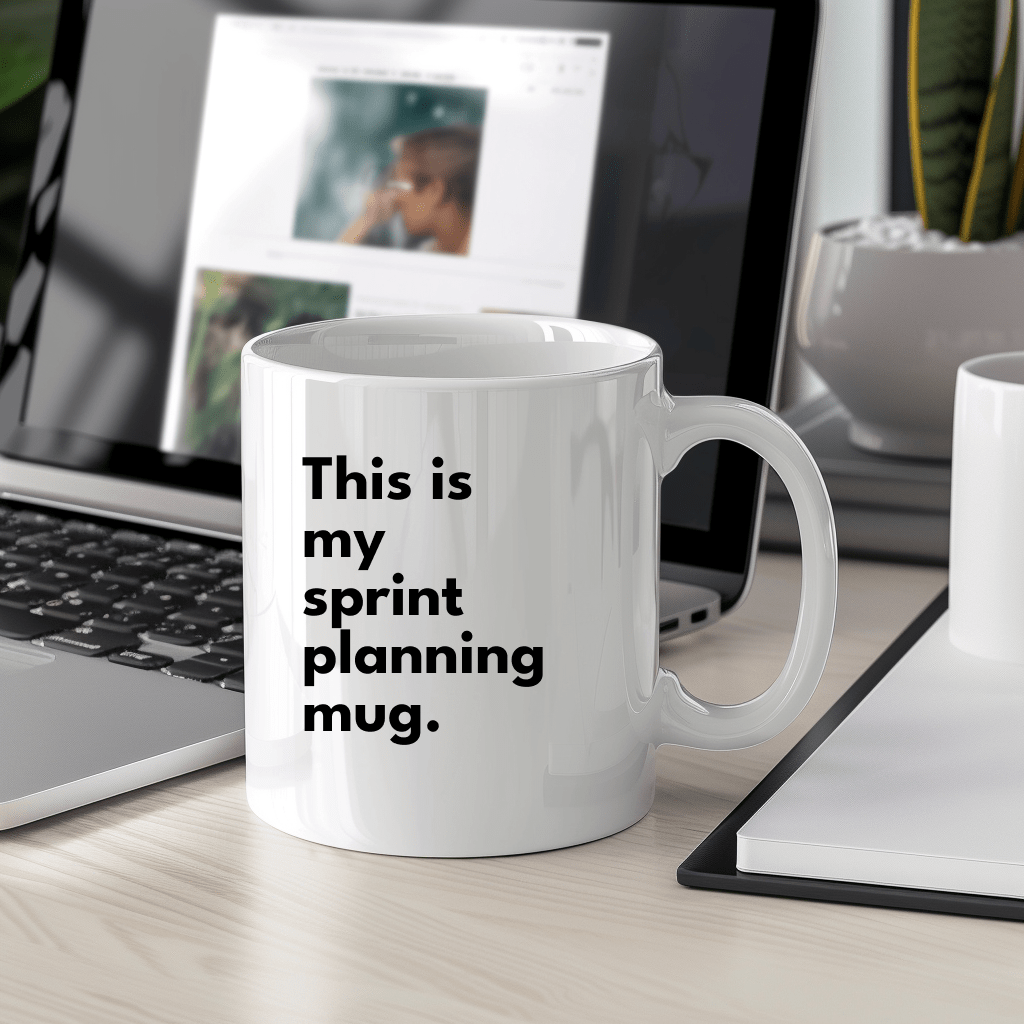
[
  {"left": 160, "top": 19, "right": 605, "bottom": 463},
  {"left": 294, "top": 79, "right": 487, "bottom": 257},
  {"left": 339, "top": 126, "right": 481, "bottom": 256}
]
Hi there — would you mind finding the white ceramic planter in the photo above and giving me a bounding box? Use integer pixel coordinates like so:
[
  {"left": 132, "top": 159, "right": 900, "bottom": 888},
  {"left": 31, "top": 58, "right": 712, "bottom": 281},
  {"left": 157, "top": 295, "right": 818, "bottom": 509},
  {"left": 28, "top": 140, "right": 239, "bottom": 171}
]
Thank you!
[{"left": 796, "top": 219, "right": 1024, "bottom": 460}]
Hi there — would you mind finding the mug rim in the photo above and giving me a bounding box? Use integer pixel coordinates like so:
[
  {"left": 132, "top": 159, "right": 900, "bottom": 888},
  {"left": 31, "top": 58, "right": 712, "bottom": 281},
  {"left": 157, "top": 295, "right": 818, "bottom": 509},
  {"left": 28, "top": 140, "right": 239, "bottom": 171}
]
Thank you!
[
  {"left": 960, "top": 352, "right": 1024, "bottom": 389},
  {"left": 243, "top": 313, "right": 660, "bottom": 386}
]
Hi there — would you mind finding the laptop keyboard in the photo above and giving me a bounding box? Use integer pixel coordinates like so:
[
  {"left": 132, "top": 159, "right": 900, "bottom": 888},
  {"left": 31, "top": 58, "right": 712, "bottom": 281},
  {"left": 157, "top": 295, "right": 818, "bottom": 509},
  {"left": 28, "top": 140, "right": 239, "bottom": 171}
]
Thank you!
[{"left": 0, "top": 501, "right": 244, "bottom": 692}]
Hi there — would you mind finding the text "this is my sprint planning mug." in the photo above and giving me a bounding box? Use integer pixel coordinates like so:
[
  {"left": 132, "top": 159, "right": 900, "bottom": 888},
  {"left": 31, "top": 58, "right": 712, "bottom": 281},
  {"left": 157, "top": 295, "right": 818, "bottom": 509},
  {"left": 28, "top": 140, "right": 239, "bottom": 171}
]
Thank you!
[{"left": 241, "top": 314, "right": 837, "bottom": 856}]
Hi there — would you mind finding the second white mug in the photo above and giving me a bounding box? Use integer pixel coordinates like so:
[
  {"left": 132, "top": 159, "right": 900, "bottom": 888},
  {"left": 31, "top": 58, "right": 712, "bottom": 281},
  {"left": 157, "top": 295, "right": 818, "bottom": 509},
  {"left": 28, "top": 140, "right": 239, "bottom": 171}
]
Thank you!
[{"left": 950, "top": 352, "right": 1024, "bottom": 663}]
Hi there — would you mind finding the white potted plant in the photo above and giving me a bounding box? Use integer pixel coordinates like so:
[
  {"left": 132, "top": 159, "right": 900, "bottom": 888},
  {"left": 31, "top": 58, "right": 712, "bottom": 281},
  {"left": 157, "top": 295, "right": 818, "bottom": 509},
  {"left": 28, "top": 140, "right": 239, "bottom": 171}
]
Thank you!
[{"left": 797, "top": 0, "right": 1024, "bottom": 459}]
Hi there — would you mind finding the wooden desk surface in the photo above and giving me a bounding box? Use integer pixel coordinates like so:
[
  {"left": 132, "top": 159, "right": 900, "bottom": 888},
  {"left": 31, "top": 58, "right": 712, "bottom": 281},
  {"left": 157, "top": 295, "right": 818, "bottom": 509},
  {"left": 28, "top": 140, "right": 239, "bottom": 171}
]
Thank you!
[{"left": 5, "top": 553, "right": 1021, "bottom": 1023}]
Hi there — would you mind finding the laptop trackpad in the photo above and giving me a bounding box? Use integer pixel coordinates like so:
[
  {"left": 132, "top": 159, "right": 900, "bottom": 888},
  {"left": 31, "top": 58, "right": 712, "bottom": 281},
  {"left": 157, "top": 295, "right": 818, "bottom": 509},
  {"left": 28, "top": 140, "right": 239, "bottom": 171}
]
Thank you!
[{"left": 0, "top": 641, "right": 55, "bottom": 674}]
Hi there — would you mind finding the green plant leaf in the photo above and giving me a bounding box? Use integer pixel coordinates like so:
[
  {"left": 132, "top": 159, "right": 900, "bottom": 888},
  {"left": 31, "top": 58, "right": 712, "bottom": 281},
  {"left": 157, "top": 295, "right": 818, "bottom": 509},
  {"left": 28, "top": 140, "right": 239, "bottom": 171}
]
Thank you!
[
  {"left": 961, "top": 0, "right": 1018, "bottom": 240},
  {"left": 910, "top": 0, "right": 996, "bottom": 235},
  {"left": 0, "top": 1, "right": 59, "bottom": 113},
  {"left": 1005, "top": 141, "right": 1024, "bottom": 233},
  {"left": 1005, "top": 37, "right": 1024, "bottom": 230}
]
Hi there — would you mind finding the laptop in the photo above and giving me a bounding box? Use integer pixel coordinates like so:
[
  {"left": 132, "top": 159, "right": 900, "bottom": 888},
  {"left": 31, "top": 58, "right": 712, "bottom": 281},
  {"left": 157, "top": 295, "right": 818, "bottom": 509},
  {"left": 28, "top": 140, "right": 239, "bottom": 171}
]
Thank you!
[{"left": 0, "top": 0, "right": 818, "bottom": 829}]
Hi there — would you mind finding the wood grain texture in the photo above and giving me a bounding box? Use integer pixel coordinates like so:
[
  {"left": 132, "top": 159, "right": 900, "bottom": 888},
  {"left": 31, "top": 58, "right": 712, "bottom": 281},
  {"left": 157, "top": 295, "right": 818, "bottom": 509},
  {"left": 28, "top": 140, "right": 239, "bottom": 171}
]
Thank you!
[{"left": 7, "top": 554, "right": 1023, "bottom": 1023}]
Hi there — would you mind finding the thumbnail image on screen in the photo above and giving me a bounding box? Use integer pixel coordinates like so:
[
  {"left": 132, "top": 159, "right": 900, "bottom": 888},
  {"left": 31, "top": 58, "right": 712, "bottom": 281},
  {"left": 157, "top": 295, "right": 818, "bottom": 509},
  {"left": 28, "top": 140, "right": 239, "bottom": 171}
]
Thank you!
[
  {"left": 173, "top": 269, "right": 351, "bottom": 461},
  {"left": 293, "top": 80, "right": 487, "bottom": 257}
]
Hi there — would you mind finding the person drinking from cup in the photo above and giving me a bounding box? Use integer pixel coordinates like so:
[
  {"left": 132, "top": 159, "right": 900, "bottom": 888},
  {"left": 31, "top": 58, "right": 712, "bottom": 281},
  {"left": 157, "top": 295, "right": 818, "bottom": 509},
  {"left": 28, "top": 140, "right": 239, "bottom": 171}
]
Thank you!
[{"left": 339, "top": 125, "right": 480, "bottom": 256}]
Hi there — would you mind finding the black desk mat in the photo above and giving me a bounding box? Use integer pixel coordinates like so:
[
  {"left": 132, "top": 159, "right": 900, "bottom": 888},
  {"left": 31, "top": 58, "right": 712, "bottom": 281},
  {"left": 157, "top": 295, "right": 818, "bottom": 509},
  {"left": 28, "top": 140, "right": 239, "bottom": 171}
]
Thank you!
[{"left": 677, "top": 588, "right": 1024, "bottom": 921}]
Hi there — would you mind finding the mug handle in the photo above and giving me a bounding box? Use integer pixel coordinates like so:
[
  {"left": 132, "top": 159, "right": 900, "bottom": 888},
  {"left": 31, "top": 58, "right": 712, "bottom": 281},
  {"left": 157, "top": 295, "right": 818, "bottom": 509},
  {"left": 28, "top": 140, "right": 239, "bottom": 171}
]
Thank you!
[{"left": 643, "top": 394, "right": 837, "bottom": 750}]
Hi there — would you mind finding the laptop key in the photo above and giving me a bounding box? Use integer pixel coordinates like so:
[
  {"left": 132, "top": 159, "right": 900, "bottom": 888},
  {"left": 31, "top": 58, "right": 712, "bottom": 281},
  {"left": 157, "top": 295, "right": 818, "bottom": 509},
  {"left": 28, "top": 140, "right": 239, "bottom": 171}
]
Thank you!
[
  {"left": 166, "top": 563, "right": 234, "bottom": 586},
  {"left": 16, "top": 530, "right": 71, "bottom": 548},
  {"left": 127, "top": 550, "right": 192, "bottom": 569},
  {"left": 206, "top": 583, "right": 243, "bottom": 612},
  {"left": 163, "top": 539, "right": 217, "bottom": 559},
  {"left": 145, "top": 621, "right": 218, "bottom": 646},
  {"left": 15, "top": 536, "right": 71, "bottom": 557},
  {"left": 63, "top": 580, "right": 130, "bottom": 606},
  {"left": 161, "top": 657, "right": 232, "bottom": 681},
  {"left": 169, "top": 603, "right": 233, "bottom": 628},
  {"left": 46, "top": 550, "right": 117, "bottom": 574},
  {"left": 65, "top": 542, "right": 122, "bottom": 558},
  {"left": 0, "top": 522, "right": 50, "bottom": 545},
  {"left": 213, "top": 549, "right": 243, "bottom": 567},
  {"left": 0, "top": 552, "right": 40, "bottom": 571},
  {"left": 116, "top": 592, "right": 186, "bottom": 615},
  {"left": 38, "top": 625, "right": 142, "bottom": 657},
  {"left": 0, "top": 606, "right": 64, "bottom": 640},
  {"left": 108, "top": 648, "right": 173, "bottom": 670},
  {"left": 110, "top": 529, "right": 165, "bottom": 551},
  {"left": 61, "top": 520, "right": 113, "bottom": 541},
  {"left": 96, "top": 562, "right": 162, "bottom": 588},
  {"left": 146, "top": 577, "right": 207, "bottom": 599},
  {"left": 33, "top": 598, "right": 93, "bottom": 623},
  {"left": 11, "top": 510, "right": 63, "bottom": 530},
  {"left": 218, "top": 670, "right": 244, "bottom": 692},
  {"left": 206, "top": 633, "right": 245, "bottom": 658},
  {"left": 93, "top": 608, "right": 160, "bottom": 633},
  {"left": 0, "top": 588, "right": 48, "bottom": 611},
  {"left": 18, "top": 568, "right": 88, "bottom": 594},
  {"left": 195, "top": 650, "right": 243, "bottom": 670}
]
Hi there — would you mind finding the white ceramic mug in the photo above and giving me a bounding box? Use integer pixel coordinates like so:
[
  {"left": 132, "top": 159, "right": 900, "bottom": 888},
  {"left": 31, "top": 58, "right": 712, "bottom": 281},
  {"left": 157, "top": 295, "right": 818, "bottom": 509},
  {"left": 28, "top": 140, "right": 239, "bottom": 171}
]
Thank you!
[
  {"left": 950, "top": 352, "right": 1024, "bottom": 663},
  {"left": 241, "top": 314, "right": 837, "bottom": 856}
]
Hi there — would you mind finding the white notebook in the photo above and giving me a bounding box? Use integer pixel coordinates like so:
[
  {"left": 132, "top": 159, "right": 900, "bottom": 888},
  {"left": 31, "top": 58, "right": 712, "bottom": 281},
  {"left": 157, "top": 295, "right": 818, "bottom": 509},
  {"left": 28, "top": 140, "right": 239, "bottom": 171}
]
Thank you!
[{"left": 737, "top": 611, "right": 1024, "bottom": 900}]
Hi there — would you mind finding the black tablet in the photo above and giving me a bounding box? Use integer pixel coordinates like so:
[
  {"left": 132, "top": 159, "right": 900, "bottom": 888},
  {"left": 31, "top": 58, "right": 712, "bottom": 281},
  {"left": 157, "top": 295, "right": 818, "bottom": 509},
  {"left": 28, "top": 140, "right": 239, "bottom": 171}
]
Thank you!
[
  {"left": 0, "top": 0, "right": 817, "bottom": 605},
  {"left": 678, "top": 588, "right": 1024, "bottom": 922}
]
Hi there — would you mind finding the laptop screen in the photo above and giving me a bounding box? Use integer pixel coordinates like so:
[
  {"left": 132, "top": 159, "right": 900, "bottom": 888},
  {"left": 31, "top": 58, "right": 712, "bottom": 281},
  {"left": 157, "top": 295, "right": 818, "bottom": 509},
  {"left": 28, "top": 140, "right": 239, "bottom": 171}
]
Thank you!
[
  {"left": 3, "top": 0, "right": 813, "bottom": 593},
  {"left": 160, "top": 14, "right": 617, "bottom": 457}
]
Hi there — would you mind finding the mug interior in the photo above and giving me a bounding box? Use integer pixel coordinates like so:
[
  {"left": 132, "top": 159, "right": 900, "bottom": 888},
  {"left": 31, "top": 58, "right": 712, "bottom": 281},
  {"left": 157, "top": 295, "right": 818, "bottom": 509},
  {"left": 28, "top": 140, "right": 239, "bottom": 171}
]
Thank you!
[
  {"left": 249, "top": 313, "right": 657, "bottom": 379},
  {"left": 963, "top": 352, "right": 1024, "bottom": 387}
]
